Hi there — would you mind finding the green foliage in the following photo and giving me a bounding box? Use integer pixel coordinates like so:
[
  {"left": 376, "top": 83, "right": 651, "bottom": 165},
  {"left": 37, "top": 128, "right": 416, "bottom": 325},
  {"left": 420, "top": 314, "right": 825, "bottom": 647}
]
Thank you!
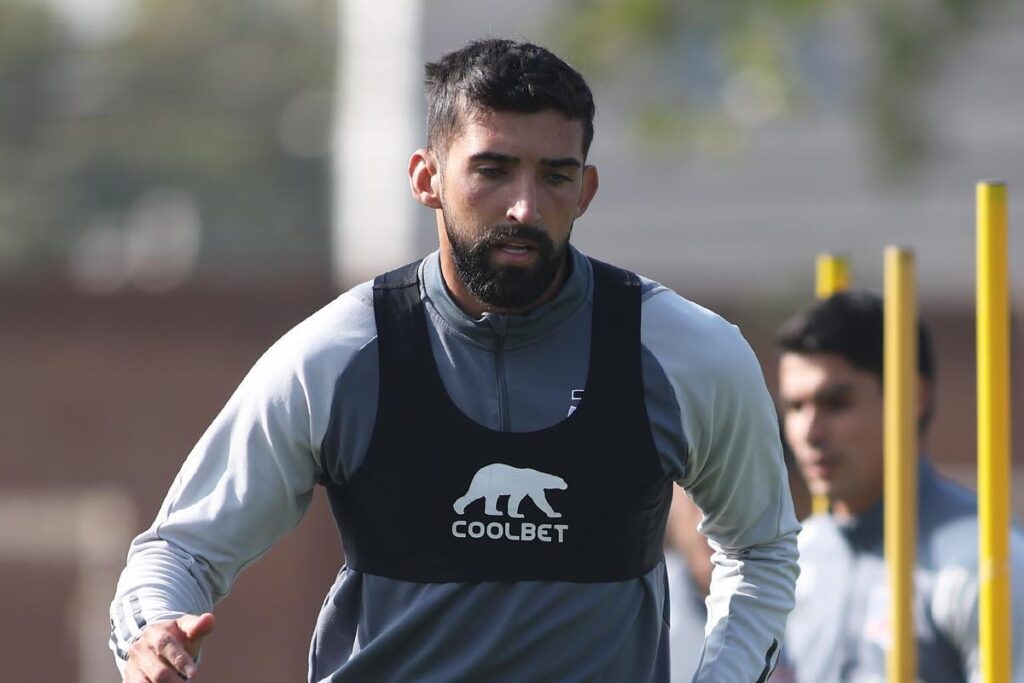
[
  {"left": 0, "top": 0, "right": 335, "bottom": 278},
  {"left": 552, "top": 0, "right": 1006, "bottom": 180}
]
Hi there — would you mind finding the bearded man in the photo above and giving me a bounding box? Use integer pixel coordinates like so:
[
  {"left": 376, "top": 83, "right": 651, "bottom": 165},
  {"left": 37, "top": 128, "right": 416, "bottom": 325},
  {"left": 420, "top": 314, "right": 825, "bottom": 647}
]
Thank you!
[{"left": 110, "top": 38, "right": 799, "bottom": 683}]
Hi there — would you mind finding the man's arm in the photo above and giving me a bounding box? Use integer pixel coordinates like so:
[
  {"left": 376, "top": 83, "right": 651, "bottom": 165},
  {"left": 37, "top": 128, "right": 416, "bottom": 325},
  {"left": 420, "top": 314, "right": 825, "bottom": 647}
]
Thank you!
[
  {"left": 109, "top": 289, "right": 377, "bottom": 679},
  {"left": 641, "top": 288, "right": 801, "bottom": 682}
]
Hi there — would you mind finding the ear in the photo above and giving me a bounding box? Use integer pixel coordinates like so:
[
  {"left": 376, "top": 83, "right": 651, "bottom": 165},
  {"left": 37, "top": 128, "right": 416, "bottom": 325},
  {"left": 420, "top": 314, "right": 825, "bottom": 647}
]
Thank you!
[
  {"left": 409, "top": 149, "right": 442, "bottom": 209},
  {"left": 574, "top": 164, "right": 600, "bottom": 219}
]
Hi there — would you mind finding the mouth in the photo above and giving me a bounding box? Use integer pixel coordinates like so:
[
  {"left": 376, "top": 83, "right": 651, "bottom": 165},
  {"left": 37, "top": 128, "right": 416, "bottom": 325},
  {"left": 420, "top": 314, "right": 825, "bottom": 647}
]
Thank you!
[
  {"left": 497, "top": 242, "right": 534, "bottom": 253},
  {"left": 804, "top": 458, "right": 838, "bottom": 479},
  {"left": 491, "top": 240, "right": 538, "bottom": 262}
]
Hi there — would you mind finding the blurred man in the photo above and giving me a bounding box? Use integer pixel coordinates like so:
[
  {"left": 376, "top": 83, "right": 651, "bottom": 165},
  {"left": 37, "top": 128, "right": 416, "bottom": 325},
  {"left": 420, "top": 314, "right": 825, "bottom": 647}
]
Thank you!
[
  {"left": 776, "top": 290, "right": 1024, "bottom": 682},
  {"left": 664, "top": 488, "right": 713, "bottom": 682},
  {"left": 109, "top": 38, "right": 799, "bottom": 682}
]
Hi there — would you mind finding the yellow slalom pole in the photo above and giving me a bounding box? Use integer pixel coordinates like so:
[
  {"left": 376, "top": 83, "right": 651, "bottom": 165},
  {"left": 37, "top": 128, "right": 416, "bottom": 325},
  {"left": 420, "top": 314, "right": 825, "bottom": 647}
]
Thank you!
[
  {"left": 815, "top": 252, "right": 851, "bottom": 299},
  {"left": 811, "top": 253, "right": 851, "bottom": 516},
  {"left": 977, "top": 180, "right": 1011, "bottom": 683},
  {"left": 884, "top": 246, "right": 917, "bottom": 683}
]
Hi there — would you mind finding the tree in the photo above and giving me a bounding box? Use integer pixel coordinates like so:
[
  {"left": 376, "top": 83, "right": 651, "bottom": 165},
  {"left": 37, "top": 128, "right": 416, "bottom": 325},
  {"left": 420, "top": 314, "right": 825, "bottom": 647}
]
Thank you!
[
  {"left": 0, "top": 0, "right": 335, "bottom": 283},
  {"left": 551, "top": 0, "right": 1008, "bottom": 179}
]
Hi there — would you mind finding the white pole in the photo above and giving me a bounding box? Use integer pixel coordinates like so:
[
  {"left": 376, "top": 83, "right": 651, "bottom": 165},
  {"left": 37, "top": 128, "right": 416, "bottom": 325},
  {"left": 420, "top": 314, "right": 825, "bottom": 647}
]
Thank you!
[
  {"left": 0, "top": 488, "right": 136, "bottom": 683},
  {"left": 332, "top": 0, "right": 423, "bottom": 288}
]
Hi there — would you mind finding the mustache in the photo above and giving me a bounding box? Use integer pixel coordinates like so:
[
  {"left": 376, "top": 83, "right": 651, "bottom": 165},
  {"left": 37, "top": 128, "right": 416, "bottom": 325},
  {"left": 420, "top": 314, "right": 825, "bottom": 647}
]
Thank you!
[{"left": 472, "top": 224, "right": 552, "bottom": 251}]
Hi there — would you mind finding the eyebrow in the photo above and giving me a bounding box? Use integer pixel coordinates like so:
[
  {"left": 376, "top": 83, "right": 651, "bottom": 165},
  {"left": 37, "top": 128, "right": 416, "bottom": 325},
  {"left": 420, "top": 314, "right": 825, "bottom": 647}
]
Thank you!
[
  {"left": 813, "top": 383, "right": 855, "bottom": 402},
  {"left": 468, "top": 152, "right": 582, "bottom": 168},
  {"left": 781, "top": 382, "right": 854, "bottom": 406},
  {"left": 540, "top": 156, "right": 583, "bottom": 169}
]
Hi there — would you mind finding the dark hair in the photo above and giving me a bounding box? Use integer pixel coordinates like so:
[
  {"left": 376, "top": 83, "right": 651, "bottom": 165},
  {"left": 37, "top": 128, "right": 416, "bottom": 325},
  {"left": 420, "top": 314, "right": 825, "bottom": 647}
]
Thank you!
[
  {"left": 424, "top": 39, "right": 596, "bottom": 160},
  {"left": 776, "top": 290, "right": 936, "bottom": 426}
]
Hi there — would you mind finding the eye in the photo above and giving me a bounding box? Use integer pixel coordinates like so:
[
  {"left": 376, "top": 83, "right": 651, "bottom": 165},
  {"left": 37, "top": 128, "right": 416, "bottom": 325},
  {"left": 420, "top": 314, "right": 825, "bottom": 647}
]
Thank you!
[
  {"left": 544, "top": 172, "right": 572, "bottom": 185},
  {"left": 475, "top": 166, "right": 505, "bottom": 178},
  {"left": 818, "top": 396, "right": 851, "bottom": 413}
]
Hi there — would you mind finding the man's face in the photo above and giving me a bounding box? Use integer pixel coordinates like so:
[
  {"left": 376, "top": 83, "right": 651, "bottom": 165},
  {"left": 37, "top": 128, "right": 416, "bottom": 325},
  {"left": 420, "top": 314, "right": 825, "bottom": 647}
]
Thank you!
[
  {"left": 432, "top": 108, "right": 597, "bottom": 311},
  {"left": 778, "top": 352, "right": 885, "bottom": 517}
]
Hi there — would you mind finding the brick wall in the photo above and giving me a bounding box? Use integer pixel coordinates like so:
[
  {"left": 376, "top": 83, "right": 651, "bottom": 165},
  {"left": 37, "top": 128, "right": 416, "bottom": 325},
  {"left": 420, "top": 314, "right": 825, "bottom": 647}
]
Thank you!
[{"left": 1, "top": 283, "right": 1019, "bottom": 681}]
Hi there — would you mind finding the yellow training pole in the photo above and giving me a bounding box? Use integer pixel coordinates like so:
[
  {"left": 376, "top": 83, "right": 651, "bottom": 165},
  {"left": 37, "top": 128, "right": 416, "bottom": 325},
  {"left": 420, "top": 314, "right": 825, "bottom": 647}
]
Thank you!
[
  {"left": 977, "top": 180, "right": 1011, "bottom": 683},
  {"left": 811, "top": 253, "right": 851, "bottom": 515},
  {"left": 884, "top": 246, "right": 917, "bottom": 683},
  {"left": 815, "top": 252, "right": 851, "bottom": 299}
]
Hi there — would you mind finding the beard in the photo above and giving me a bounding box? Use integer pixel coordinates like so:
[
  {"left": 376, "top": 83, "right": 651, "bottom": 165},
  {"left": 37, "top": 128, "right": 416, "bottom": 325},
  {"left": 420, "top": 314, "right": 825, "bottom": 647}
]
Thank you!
[{"left": 444, "top": 216, "right": 570, "bottom": 311}]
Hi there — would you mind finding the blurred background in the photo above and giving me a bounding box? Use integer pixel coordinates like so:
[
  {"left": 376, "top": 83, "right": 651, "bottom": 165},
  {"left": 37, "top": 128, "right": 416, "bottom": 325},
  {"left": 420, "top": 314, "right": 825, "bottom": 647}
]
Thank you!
[{"left": 1, "top": 0, "right": 1021, "bottom": 679}]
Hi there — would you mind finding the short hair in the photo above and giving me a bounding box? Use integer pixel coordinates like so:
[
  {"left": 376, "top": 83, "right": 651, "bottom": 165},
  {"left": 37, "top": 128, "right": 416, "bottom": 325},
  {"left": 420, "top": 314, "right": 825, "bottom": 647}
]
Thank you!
[
  {"left": 424, "top": 39, "right": 596, "bottom": 160},
  {"left": 776, "top": 290, "right": 935, "bottom": 382},
  {"left": 776, "top": 290, "right": 936, "bottom": 425}
]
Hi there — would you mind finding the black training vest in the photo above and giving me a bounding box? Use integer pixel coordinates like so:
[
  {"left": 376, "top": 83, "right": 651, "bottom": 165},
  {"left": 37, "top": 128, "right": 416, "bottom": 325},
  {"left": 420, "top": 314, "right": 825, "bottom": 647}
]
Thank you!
[{"left": 324, "top": 258, "right": 672, "bottom": 583}]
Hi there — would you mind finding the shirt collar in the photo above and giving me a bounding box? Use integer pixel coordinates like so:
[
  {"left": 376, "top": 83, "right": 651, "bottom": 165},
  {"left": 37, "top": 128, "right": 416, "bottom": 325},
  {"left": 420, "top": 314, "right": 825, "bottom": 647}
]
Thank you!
[
  {"left": 421, "top": 245, "right": 592, "bottom": 348},
  {"left": 837, "top": 458, "right": 940, "bottom": 549}
]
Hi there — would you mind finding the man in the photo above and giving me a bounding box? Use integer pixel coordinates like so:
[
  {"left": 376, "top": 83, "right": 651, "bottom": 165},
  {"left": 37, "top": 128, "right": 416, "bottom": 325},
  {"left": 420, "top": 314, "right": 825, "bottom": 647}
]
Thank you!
[
  {"left": 110, "top": 39, "right": 799, "bottom": 682},
  {"left": 776, "top": 290, "right": 1024, "bottom": 682}
]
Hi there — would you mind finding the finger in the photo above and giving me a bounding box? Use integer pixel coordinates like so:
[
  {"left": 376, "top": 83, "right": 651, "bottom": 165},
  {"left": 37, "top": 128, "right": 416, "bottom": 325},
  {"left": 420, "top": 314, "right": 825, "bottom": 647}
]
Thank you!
[
  {"left": 137, "top": 649, "right": 190, "bottom": 683},
  {"left": 179, "top": 612, "right": 216, "bottom": 641},
  {"left": 178, "top": 612, "right": 215, "bottom": 659},
  {"left": 127, "top": 647, "right": 176, "bottom": 683},
  {"left": 122, "top": 660, "right": 154, "bottom": 683},
  {"left": 155, "top": 633, "right": 198, "bottom": 679},
  {"left": 124, "top": 643, "right": 157, "bottom": 683}
]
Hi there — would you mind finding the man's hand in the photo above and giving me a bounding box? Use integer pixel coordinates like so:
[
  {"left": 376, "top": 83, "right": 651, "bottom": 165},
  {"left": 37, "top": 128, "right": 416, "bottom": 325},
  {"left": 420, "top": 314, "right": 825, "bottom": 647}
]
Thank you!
[{"left": 123, "top": 613, "right": 215, "bottom": 682}]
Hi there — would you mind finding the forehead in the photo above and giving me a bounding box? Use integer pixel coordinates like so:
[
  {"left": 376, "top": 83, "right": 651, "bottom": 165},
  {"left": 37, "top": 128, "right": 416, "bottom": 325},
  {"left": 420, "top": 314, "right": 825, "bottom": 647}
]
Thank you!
[
  {"left": 778, "top": 352, "right": 878, "bottom": 396},
  {"left": 446, "top": 108, "right": 586, "bottom": 160}
]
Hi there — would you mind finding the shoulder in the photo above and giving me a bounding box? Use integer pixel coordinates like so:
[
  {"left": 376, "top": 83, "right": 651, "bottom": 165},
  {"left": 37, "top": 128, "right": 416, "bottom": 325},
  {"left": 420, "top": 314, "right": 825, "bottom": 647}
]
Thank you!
[
  {"left": 637, "top": 278, "right": 760, "bottom": 382},
  {"left": 793, "top": 515, "right": 854, "bottom": 593},
  {"left": 239, "top": 280, "right": 378, "bottom": 402},
  {"left": 798, "top": 514, "right": 847, "bottom": 552},
  {"left": 280, "top": 280, "right": 375, "bottom": 352},
  {"left": 268, "top": 281, "right": 376, "bottom": 365},
  {"left": 918, "top": 469, "right": 980, "bottom": 567}
]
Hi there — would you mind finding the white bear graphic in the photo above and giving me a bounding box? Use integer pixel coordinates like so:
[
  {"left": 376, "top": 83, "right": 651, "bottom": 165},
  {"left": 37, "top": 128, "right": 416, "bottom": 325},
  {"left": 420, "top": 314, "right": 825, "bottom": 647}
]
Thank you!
[{"left": 453, "top": 463, "right": 567, "bottom": 519}]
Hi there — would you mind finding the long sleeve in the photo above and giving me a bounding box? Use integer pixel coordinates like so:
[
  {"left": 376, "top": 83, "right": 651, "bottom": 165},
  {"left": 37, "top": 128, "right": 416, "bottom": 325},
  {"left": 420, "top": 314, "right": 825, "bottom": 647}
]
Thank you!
[
  {"left": 108, "top": 289, "right": 377, "bottom": 674},
  {"left": 931, "top": 530, "right": 1024, "bottom": 683},
  {"left": 641, "top": 288, "right": 801, "bottom": 682}
]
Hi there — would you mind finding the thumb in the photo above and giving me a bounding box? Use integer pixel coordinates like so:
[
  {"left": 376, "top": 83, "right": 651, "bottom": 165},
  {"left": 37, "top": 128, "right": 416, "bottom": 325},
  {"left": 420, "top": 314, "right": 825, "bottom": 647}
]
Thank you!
[{"left": 178, "top": 612, "right": 216, "bottom": 643}]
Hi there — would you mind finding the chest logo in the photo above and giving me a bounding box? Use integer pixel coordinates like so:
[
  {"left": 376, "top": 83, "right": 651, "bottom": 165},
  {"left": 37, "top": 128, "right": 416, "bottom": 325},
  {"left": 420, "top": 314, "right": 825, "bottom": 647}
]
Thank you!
[
  {"left": 454, "top": 463, "right": 566, "bottom": 518},
  {"left": 451, "top": 463, "right": 569, "bottom": 543},
  {"left": 567, "top": 389, "right": 585, "bottom": 417}
]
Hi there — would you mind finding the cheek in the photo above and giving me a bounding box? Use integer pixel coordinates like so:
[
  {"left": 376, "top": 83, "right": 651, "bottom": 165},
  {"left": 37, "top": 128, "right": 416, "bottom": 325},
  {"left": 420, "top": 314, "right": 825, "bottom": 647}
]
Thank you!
[
  {"left": 445, "top": 177, "right": 496, "bottom": 208},
  {"left": 783, "top": 414, "right": 814, "bottom": 454},
  {"left": 832, "top": 423, "right": 867, "bottom": 461},
  {"left": 834, "top": 410, "right": 883, "bottom": 459},
  {"left": 543, "top": 190, "right": 582, "bottom": 222},
  {"left": 783, "top": 414, "right": 802, "bottom": 443},
  {"left": 450, "top": 187, "right": 488, "bottom": 213},
  {"left": 786, "top": 423, "right": 819, "bottom": 466}
]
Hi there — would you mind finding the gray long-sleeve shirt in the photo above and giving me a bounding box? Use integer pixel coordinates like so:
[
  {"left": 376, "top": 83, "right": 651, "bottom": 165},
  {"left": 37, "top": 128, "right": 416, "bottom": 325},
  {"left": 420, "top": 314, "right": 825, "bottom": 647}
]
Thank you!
[
  {"left": 110, "top": 247, "right": 800, "bottom": 682},
  {"left": 784, "top": 460, "right": 1024, "bottom": 683}
]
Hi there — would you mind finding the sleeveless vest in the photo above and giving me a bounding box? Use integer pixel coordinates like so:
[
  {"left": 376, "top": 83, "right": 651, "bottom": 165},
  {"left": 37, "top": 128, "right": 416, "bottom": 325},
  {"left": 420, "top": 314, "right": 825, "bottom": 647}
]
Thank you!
[{"left": 324, "top": 258, "right": 672, "bottom": 583}]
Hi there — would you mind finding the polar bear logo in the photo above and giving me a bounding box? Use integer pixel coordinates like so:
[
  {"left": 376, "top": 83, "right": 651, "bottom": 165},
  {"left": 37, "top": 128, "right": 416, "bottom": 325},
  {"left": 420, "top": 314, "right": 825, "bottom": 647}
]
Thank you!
[{"left": 453, "top": 464, "right": 567, "bottom": 519}]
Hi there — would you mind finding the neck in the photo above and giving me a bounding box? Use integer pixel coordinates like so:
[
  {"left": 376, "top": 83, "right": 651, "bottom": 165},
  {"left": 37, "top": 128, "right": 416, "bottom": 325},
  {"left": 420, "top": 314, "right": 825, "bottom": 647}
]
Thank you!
[
  {"left": 830, "top": 493, "right": 881, "bottom": 521},
  {"left": 439, "top": 253, "right": 568, "bottom": 318}
]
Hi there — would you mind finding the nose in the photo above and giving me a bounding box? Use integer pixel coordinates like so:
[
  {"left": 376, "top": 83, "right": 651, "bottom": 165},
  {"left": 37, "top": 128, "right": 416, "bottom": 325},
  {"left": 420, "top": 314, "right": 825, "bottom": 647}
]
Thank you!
[
  {"left": 787, "top": 405, "right": 825, "bottom": 452},
  {"left": 506, "top": 178, "right": 541, "bottom": 225},
  {"left": 803, "top": 407, "right": 829, "bottom": 449}
]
